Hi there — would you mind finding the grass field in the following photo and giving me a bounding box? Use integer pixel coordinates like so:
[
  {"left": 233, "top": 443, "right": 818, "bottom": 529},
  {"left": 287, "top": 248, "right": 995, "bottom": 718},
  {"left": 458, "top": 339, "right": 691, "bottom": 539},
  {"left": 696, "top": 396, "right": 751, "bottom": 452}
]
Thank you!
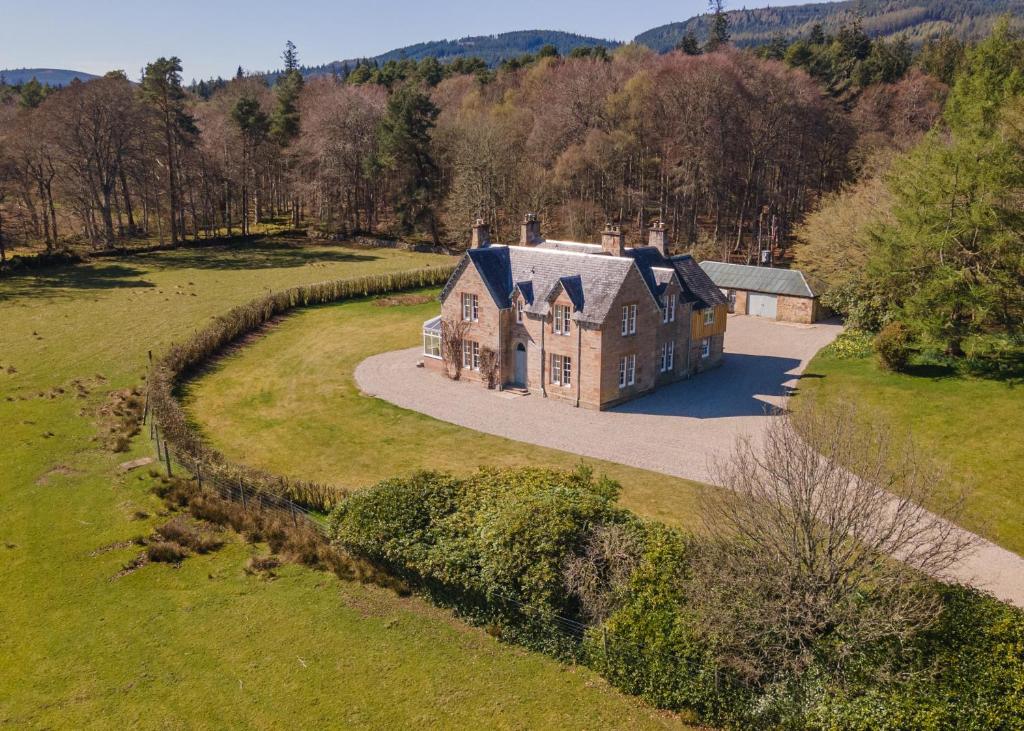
[
  {"left": 183, "top": 294, "right": 709, "bottom": 532},
  {"left": 797, "top": 348, "right": 1024, "bottom": 556},
  {"left": 0, "top": 239, "right": 691, "bottom": 729}
]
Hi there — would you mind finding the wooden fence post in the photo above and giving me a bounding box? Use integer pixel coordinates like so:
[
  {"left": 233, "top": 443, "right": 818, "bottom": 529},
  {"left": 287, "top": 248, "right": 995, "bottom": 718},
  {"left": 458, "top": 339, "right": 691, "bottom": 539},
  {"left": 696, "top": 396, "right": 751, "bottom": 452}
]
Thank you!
[{"left": 164, "top": 440, "right": 172, "bottom": 477}]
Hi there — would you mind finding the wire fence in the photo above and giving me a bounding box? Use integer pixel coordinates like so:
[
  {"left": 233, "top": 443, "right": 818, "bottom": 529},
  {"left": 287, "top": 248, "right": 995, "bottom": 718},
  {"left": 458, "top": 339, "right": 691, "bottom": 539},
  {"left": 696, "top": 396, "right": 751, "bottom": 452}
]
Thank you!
[{"left": 143, "top": 398, "right": 329, "bottom": 535}]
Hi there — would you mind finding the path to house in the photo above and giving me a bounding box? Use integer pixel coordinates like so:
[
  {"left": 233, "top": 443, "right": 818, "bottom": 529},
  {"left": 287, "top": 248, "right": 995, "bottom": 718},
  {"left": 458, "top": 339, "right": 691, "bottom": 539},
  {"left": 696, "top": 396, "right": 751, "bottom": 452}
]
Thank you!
[{"left": 355, "top": 315, "right": 1024, "bottom": 607}]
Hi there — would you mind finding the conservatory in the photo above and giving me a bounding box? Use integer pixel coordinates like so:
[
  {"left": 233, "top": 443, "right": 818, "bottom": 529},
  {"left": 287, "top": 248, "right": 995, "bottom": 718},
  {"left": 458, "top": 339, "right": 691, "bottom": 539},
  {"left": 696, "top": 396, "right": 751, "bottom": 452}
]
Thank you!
[{"left": 422, "top": 315, "right": 442, "bottom": 359}]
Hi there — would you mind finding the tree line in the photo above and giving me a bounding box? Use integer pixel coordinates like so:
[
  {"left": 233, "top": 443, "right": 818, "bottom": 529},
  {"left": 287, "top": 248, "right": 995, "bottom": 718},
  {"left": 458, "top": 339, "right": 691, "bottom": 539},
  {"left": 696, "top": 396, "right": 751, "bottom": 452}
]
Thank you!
[{"left": 0, "top": 29, "right": 957, "bottom": 262}]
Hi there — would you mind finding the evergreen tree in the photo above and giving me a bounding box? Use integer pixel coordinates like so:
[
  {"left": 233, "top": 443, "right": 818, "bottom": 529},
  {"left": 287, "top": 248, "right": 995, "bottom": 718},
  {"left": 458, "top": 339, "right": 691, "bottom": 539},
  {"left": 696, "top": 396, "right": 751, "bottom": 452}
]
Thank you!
[
  {"left": 18, "top": 78, "right": 45, "bottom": 109},
  {"left": 232, "top": 94, "right": 270, "bottom": 236},
  {"left": 705, "top": 0, "right": 731, "bottom": 53},
  {"left": 676, "top": 32, "right": 702, "bottom": 56},
  {"left": 140, "top": 57, "right": 196, "bottom": 245},
  {"left": 378, "top": 84, "right": 442, "bottom": 244},
  {"left": 282, "top": 40, "right": 299, "bottom": 72},
  {"left": 871, "top": 24, "right": 1024, "bottom": 359},
  {"left": 272, "top": 41, "right": 304, "bottom": 144}
]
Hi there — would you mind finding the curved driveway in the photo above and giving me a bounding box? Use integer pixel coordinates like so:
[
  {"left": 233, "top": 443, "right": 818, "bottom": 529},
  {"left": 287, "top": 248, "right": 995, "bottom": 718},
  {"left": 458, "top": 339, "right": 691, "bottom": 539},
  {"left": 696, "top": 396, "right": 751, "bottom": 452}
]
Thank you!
[{"left": 355, "top": 315, "right": 1024, "bottom": 606}]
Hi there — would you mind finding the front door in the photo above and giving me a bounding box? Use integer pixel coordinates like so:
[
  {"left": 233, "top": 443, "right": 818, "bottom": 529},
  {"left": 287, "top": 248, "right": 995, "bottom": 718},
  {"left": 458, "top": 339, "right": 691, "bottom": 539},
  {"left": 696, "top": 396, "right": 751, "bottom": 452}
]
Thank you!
[{"left": 514, "top": 343, "right": 527, "bottom": 387}]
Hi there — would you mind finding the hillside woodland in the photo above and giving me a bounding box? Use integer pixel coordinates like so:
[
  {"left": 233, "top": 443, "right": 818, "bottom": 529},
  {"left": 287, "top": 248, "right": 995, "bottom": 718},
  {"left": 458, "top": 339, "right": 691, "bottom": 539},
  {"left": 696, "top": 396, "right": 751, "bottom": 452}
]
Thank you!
[{"left": 0, "top": 12, "right": 1020, "bottom": 367}]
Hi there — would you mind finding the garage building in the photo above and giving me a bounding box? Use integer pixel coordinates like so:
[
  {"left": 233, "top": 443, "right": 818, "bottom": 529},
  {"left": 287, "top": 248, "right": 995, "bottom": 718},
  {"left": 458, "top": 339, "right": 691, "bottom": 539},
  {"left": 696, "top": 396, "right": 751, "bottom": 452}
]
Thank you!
[{"left": 698, "top": 261, "right": 820, "bottom": 324}]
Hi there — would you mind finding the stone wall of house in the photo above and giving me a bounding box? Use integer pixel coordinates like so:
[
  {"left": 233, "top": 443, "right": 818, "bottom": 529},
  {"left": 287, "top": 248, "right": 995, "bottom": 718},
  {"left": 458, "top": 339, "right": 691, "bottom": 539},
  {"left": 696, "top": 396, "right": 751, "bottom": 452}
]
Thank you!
[
  {"left": 595, "top": 267, "right": 663, "bottom": 408},
  {"left": 776, "top": 295, "right": 817, "bottom": 324},
  {"left": 440, "top": 263, "right": 501, "bottom": 385}
]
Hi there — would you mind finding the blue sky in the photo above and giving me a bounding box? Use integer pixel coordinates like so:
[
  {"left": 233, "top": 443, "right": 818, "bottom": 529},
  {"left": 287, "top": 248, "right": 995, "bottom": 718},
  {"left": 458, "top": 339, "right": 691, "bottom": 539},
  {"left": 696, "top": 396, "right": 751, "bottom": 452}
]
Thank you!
[{"left": 0, "top": 0, "right": 809, "bottom": 81}]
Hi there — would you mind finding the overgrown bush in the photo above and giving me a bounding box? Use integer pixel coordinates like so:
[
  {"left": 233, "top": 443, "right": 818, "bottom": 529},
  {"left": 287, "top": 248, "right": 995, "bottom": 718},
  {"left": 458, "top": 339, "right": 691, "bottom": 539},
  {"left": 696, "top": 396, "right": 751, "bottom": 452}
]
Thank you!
[
  {"left": 875, "top": 321, "right": 914, "bottom": 371},
  {"left": 147, "top": 541, "right": 189, "bottom": 563},
  {"left": 329, "top": 465, "right": 1024, "bottom": 730},
  {"left": 331, "top": 466, "right": 627, "bottom": 653},
  {"left": 147, "top": 265, "right": 455, "bottom": 511}
]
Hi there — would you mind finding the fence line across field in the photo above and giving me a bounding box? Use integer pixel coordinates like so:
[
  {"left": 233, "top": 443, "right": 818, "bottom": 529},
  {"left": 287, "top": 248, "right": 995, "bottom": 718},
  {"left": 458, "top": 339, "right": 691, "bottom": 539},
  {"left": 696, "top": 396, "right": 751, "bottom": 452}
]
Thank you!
[{"left": 143, "top": 366, "right": 713, "bottom": 680}]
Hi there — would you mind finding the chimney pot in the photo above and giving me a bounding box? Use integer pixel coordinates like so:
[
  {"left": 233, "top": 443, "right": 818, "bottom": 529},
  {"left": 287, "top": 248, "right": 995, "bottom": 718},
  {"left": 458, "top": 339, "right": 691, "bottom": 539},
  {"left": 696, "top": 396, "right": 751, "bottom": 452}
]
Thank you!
[
  {"left": 471, "top": 218, "right": 491, "bottom": 249},
  {"left": 601, "top": 222, "right": 625, "bottom": 256},
  {"left": 519, "top": 212, "right": 542, "bottom": 246},
  {"left": 648, "top": 220, "right": 669, "bottom": 256}
]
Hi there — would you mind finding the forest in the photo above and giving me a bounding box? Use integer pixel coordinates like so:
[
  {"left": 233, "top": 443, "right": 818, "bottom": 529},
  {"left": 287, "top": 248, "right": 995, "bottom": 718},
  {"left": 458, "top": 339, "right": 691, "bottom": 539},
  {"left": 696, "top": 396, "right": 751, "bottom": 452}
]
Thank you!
[
  {"left": 0, "top": 25, "right": 937, "bottom": 259},
  {"left": 0, "top": 15, "right": 1020, "bottom": 368}
]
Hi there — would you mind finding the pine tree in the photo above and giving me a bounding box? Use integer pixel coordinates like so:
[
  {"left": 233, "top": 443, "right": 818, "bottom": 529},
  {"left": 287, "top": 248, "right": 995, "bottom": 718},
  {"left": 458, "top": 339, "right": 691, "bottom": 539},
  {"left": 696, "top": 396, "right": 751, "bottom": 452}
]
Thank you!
[
  {"left": 676, "top": 32, "right": 702, "bottom": 56},
  {"left": 705, "top": 0, "right": 731, "bottom": 53},
  {"left": 282, "top": 40, "right": 299, "bottom": 72},
  {"left": 18, "top": 78, "right": 45, "bottom": 109},
  {"left": 232, "top": 95, "right": 270, "bottom": 236},
  {"left": 378, "top": 84, "right": 442, "bottom": 244},
  {"left": 140, "top": 57, "right": 196, "bottom": 245}
]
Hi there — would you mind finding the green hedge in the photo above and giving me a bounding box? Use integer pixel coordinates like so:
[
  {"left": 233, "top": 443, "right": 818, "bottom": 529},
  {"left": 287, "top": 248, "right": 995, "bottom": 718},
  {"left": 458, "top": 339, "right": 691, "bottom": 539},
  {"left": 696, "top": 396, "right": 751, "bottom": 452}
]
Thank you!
[
  {"left": 148, "top": 265, "right": 456, "bottom": 511},
  {"left": 330, "top": 467, "right": 1024, "bottom": 729}
]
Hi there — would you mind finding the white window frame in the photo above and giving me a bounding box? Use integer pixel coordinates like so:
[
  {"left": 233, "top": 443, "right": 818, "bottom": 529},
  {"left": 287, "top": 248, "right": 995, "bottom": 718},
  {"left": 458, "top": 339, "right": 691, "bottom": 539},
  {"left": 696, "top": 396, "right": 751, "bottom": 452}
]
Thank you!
[
  {"left": 662, "top": 294, "right": 676, "bottom": 324},
  {"left": 423, "top": 331, "right": 441, "bottom": 359},
  {"left": 701, "top": 337, "right": 711, "bottom": 359},
  {"left": 619, "top": 354, "right": 636, "bottom": 389},
  {"left": 516, "top": 298, "right": 524, "bottom": 323},
  {"left": 472, "top": 341, "right": 481, "bottom": 370},
  {"left": 659, "top": 341, "right": 675, "bottom": 372},
  {"left": 553, "top": 304, "right": 571, "bottom": 336},
  {"left": 462, "top": 293, "right": 479, "bottom": 322},
  {"left": 622, "top": 303, "right": 637, "bottom": 336},
  {"left": 550, "top": 353, "right": 572, "bottom": 386},
  {"left": 462, "top": 340, "right": 473, "bottom": 368},
  {"left": 703, "top": 307, "right": 715, "bottom": 326}
]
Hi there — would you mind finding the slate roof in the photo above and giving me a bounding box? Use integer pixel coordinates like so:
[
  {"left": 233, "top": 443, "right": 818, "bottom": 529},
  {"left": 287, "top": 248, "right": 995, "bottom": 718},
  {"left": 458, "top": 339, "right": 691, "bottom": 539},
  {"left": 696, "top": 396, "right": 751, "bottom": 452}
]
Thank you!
[
  {"left": 698, "top": 261, "right": 816, "bottom": 298},
  {"left": 671, "top": 255, "right": 729, "bottom": 309},
  {"left": 440, "top": 240, "right": 728, "bottom": 326}
]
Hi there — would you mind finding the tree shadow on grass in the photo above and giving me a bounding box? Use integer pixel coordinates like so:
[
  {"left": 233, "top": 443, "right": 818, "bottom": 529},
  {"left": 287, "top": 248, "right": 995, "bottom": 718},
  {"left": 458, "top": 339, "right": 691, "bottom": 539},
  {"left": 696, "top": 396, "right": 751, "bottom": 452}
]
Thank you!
[
  {"left": 0, "top": 263, "right": 156, "bottom": 302},
  {"left": 138, "top": 241, "right": 381, "bottom": 271}
]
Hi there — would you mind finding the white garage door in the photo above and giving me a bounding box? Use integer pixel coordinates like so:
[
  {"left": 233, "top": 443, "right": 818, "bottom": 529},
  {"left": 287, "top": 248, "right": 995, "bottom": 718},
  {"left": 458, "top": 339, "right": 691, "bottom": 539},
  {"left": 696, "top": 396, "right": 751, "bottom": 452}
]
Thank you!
[{"left": 748, "top": 292, "right": 778, "bottom": 319}]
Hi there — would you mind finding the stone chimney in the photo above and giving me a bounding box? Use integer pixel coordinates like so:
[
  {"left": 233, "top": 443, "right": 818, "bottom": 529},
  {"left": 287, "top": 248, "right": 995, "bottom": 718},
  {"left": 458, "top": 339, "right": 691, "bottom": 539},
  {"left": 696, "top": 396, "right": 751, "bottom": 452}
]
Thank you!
[
  {"left": 519, "top": 212, "right": 542, "bottom": 246},
  {"left": 648, "top": 220, "right": 668, "bottom": 256},
  {"left": 470, "top": 218, "right": 491, "bottom": 249},
  {"left": 601, "top": 223, "right": 625, "bottom": 256}
]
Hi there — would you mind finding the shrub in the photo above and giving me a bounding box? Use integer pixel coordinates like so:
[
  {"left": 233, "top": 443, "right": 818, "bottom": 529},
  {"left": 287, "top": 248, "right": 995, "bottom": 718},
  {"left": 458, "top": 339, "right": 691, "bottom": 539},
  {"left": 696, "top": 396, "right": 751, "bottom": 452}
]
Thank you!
[
  {"left": 147, "top": 541, "right": 189, "bottom": 563},
  {"left": 155, "top": 516, "right": 224, "bottom": 554},
  {"left": 823, "top": 329, "right": 874, "bottom": 359},
  {"left": 875, "top": 321, "right": 913, "bottom": 371}
]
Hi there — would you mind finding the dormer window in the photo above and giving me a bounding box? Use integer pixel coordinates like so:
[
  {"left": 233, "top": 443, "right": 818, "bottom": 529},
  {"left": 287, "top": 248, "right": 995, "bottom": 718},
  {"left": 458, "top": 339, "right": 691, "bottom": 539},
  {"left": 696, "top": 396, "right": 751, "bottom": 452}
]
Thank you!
[
  {"left": 516, "top": 298, "right": 524, "bottom": 323},
  {"left": 703, "top": 308, "right": 715, "bottom": 326},
  {"left": 553, "top": 304, "right": 571, "bottom": 335}
]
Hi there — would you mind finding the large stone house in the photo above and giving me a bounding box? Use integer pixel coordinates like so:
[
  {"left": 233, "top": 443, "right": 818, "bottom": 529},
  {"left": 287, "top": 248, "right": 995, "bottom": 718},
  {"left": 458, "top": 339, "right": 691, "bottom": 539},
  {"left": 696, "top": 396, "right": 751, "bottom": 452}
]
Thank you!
[{"left": 422, "top": 216, "right": 728, "bottom": 410}]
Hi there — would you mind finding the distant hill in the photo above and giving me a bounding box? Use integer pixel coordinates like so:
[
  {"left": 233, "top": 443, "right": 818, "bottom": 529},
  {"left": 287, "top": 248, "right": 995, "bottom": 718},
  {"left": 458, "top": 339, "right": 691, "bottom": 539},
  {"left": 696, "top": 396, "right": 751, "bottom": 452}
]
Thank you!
[
  {"left": 0, "top": 68, "right": 100, "bottom": 86},
  {"left": 298, "top": 30, "right": 621, "bottom": 78},
  {"left": 635, "top": 0, "right": 1024, "bottom": 51}
]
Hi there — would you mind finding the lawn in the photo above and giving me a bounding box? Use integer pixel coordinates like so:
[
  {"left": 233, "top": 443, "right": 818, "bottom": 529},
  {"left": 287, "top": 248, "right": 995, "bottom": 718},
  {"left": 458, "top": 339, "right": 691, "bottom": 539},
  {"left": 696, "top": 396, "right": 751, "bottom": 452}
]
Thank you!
[
  {"left": 183, "top": 294, "right": 710, "bottom": 532},
  {"left": 796, "top": 347, "right": 1024, "bottom": 556},
  {"left": 0, "top": 238, "right": 691, "bottom": 729}
]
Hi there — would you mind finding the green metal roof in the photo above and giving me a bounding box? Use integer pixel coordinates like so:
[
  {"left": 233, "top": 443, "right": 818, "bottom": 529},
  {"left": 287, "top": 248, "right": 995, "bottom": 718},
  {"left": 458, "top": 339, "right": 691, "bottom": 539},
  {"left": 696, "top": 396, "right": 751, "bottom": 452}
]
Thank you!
[{"left": 698, "top": 261, "right": 816, "bottom": 298}]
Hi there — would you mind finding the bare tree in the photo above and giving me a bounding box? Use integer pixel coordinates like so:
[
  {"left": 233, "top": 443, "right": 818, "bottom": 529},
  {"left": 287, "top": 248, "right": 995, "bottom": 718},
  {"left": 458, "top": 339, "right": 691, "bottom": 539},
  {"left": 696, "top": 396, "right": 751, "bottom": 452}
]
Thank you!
[
  {"left": 689, "top": 399, "right": 976, "bottom": 684},
  {"left": 440, "top": 319, "right": 470, "bottom": 380},
  {"left": 563, "top": 523, "right": 642, "bottom": 623}
]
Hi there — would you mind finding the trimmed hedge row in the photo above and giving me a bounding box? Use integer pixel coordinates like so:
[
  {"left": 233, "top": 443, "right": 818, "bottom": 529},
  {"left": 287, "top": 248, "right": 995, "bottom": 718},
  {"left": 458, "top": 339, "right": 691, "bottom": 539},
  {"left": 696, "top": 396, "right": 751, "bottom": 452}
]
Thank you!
[{"left": 147, "top": 264, "right": 456, "bottom": 511}]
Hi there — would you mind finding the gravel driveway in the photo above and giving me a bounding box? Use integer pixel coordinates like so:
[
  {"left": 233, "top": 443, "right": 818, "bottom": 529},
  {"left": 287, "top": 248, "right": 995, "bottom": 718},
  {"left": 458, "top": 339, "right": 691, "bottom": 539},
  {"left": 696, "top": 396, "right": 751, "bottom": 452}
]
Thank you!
[{"left": 355, "top": 315, "right": 1024, "bottom": 606}]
